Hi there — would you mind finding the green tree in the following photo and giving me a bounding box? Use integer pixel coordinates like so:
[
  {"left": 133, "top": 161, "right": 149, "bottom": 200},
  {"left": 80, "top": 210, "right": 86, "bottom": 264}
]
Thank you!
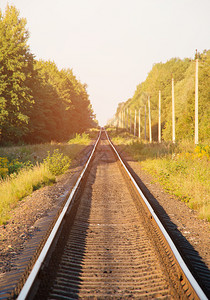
[
  {"left": 25, "top": 60, "right": 96, "bottom": 143},
  {"left": 0, "top": 5, "right": 34, "bottom": 143},
  {"left": 0, "top": 5, "right": 96, "bottom": 144},
  {"left": 163, "top": 51, "right": 210, "bottom": 141},
  {"left": 115, "top": 55, "right": 210, "bottom": 143},
  {"left": 25, "top": 60, "right": 66, "bottom": 143}
]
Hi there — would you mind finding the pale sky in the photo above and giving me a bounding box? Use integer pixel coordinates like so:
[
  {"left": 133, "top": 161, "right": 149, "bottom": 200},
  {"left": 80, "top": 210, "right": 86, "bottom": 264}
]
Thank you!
[{"left": 0, "top": 0, "right": 210, "bottom": 125}]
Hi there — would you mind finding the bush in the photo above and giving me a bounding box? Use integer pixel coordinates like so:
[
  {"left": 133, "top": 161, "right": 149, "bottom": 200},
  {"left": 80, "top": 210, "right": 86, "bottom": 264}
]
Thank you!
[
  {"left": 0, "top": 157, "right": 9, "bottom": 178},
  {"left": 68, "top": 133, "right": 90, "bottom": 145},
  {"left": 44, "top": 149, "right": 71, "bottom": 176},
  {"left": 0, "top": 156, "right": 33, "bottom": 178}
]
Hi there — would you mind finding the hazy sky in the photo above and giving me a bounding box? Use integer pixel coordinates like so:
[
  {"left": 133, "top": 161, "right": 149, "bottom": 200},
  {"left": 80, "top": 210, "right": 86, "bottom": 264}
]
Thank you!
[{"left": 1, "top": 0, "right": 209, "bottom": 125}]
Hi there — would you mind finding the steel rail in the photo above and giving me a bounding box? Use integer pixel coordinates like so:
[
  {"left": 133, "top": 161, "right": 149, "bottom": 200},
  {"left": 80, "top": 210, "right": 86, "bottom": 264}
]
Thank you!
[
  {"left": 17, "top": 130, "right": 102, "bottom": 300},
  {"left": 105, "top": 129, "right": 208, "bottom": 300}
]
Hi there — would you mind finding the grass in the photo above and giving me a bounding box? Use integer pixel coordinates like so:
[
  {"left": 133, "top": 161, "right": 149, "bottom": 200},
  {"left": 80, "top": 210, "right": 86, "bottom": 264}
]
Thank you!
[
  {"left": 68, "top": 132, "right": 92, "bottom": 145},
  {"left": 140, "top": 154, "right": 209, "bottom": 221},
  {"left": 0, "top": 164, "right": 56, "bottom": 224},
  {"left": 0, "top": 131, "right": 97, "bottom": 225},
  {"left": 0, "top": 132, "right": 94, "bottom": 166},
  {"left": 107, "top": 127, "right": 210, "bottom": 222}
]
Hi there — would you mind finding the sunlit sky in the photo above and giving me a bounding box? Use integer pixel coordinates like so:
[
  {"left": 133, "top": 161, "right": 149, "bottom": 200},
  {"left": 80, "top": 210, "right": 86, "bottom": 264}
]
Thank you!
[{"left": 1, "top": 0, "right": 209, "bottom": 125}]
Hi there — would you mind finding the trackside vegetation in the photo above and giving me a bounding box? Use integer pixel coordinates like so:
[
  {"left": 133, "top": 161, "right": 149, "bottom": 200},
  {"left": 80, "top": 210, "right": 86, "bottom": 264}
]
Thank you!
[
  {"left": 0, "top": 5, "right": 97, "bottom": 145},
  {"left": 107, "top": 128, "right": 210, "bottom": 222},
  {"left": 0, "top": 4, "right": 98, "bottom": 224},
  {"left": 0, "top": 133, "right": 94, "bottom": 225},
  {"left": 107, "top": 47, "right": 209, "bottom": 222},
  {"left": 110, "top": 50, "right": 210, "bottom": 143}
]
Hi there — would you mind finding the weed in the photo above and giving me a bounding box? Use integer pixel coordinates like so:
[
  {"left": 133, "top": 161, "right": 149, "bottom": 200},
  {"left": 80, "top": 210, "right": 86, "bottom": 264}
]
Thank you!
[
  {"left": 0, "top": 131, "right": 93, "bottom": 224},
  {"left": 107, "top": 127, "right": 209, "bottom": 221},
  {"left": 44, "top": 149, "right": 71, "bottom": 176},
  {"left": 68, "top": 133, "right": 90, "bottom": 145},
  {"left": 0, "top": 164, "right": 55, "bottom": 225}
]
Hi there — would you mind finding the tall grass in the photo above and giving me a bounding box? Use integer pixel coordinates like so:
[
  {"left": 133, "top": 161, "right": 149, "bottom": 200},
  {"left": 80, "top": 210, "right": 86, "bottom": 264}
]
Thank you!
[
  {"left": 0, "top": 132, "right": 94, "bottom": 225},
  {"left": 0, "top": 133, "right": 93, "bottom": 165},
  {"left": 0, "top": 164, "right": 55, "bottom": 224},
  {"left": 107, "top": 128, "right": 210, "bottom": 221},
  {"left": 68, "top": 132, "right": 92, "bottom": 145},
  {"left": 140, "top": 153, "right": 209, "bottom": 221}
]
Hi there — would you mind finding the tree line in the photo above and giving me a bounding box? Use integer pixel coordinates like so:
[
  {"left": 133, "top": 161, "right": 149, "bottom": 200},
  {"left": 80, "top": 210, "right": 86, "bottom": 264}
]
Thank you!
[
  {"left": 110, "top": 50, "right": 209, "bottom": 143},
  {"left": 0, "top": 5, "right": 97, "bottom": 145}
]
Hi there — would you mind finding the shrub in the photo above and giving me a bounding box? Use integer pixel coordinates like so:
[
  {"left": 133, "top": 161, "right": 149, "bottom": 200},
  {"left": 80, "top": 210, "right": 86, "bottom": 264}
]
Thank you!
[
  {"left": 0, "top": 157, "right": 9, "bottom": 178},
  {"left": 68, "top": 133, "right": 90, "bottom": 145},
  {"left": 0, "top": 156, "right": 33, "bottom": 178},
  {"left": 44, "top": 149, "right": 71, "bottom": 176}
]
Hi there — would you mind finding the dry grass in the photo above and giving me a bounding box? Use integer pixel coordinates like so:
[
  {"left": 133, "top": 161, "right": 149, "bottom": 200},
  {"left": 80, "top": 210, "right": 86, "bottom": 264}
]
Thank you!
[
  {"left": 107, "top": 127, "right": 210, "bottom": 222},
  {"left": 0, "top": 132, "right": 95, "bottom": 224},
  {"left": 0, "top": 164, "right": 55, "bottom": 224},
  {"left": 140, "top": 155, "right": 209, "bottom": 221}
]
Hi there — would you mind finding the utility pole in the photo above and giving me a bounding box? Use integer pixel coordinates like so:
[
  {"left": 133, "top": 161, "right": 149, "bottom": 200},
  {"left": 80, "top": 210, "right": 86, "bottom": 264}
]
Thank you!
[
  {"left": 134, "top": 109, "right": 136, "bottom": 136},
  {"left": 127, "top": 108, "right": 128, "bottom": 130},
  {"left": 158, "top": 90, "right": 161, "bottom": 143},
  {"left": 195, "top": 50, "right": 199, "bottom": 144},
  {"left": 172, "top": 75, "right": 175, "bottom": 143},
  {"left": 122, "top": 109, "right": 125, "bottom": 128},
  {"left": 130, "top": 109, "right": 132, "bottom": 133},
  {"left": 148, "top": 96, "right": 152, "bottom": 143},
  {"left": 144, "top": 105, "right": 147, "bottom": 141},
  {"left": 122, "top": 110, "right": 124, "bottom": 128},
  {"left": 138, "top": 108, "right": 141, "bottom": 139}
]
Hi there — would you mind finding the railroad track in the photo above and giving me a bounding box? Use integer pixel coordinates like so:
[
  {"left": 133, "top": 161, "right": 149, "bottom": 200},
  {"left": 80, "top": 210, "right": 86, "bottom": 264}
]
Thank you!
[{"left": 1, "top": 129, "right": 209, "bottom": 299}]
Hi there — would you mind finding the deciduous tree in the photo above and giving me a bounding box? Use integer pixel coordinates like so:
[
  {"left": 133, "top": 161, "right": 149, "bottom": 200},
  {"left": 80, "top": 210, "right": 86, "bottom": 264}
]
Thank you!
[{"left": 0, "top": 5, "right": 34, "bottom": 143}]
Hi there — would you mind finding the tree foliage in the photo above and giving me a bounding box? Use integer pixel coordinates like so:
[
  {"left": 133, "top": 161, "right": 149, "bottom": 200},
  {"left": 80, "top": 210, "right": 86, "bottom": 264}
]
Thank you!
[
  {"left": 113, "top": 51, "right": 209, "bottom": 142},
  {"left": 25, "top": 60, "right": 96, "bottom": 143},
  {"left": 0, "top": 5, "right": 34, "bottom": 142},
  {"left": 0, "top": 5, "right": 97, "bottom": 145}
]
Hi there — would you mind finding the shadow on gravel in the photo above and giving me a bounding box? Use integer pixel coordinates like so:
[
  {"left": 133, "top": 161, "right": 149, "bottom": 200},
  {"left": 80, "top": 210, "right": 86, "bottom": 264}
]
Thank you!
[{"left": 123, "top": 157, "right": 210, "bottom": 298}]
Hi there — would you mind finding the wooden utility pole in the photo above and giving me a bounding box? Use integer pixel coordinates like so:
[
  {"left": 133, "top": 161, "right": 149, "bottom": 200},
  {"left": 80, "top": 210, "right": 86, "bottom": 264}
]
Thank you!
[
  {"left": 148, "top": 96, "right": 152, "bottom": 143},
  {"left": 144, "top": 105, "right": 146, "bottom": 140},
  {"left": 138, "top": 108, "right": 141, "bottom": 139},
  {"left": 130, "top": 109, "right": 132, "bottom": 133},
  {"left": 172, "top": 76, "right": 175, "bottom": 143},
  {"left": 127, "top": 108, "right": 128, "bottom": 130},
  {"left": 122, "top": 110, "right": 124, "bottom": 128},
  {"left": 158, "top": 90, "right": 161, "bottom": 143},
  {"left": 195, "top": 51, "right": 199, "bottom": 144},
  {"left": 134, "top": 109, "right": 136, "bottom": 136}
]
